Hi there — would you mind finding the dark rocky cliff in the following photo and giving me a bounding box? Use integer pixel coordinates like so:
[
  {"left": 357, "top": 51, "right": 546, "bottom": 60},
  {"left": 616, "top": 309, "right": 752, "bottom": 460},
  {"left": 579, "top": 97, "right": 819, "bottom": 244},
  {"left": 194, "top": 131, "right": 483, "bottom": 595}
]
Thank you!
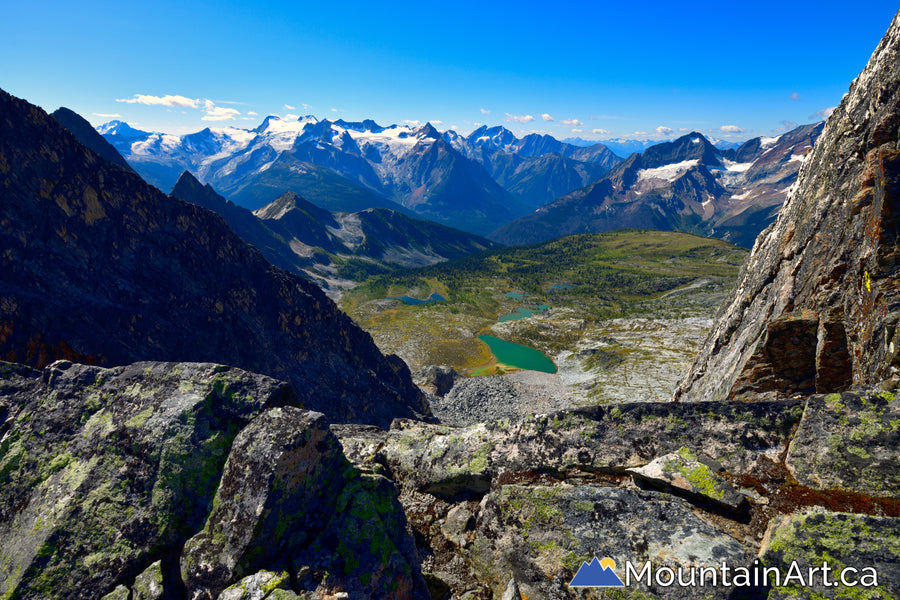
[
  {"left": 0, "top": 89, "right": 429, "bottom": 427},
  {"left": 675, "top": 11, "right": 900, "bottom": 403}
]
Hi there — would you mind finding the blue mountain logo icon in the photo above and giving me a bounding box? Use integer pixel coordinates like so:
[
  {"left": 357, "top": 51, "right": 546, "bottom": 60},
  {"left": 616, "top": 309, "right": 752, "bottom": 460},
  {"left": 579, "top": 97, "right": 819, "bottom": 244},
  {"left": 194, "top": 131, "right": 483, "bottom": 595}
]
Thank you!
[{"left": 569, "top": 557, "right": 625, "bottom": 587}]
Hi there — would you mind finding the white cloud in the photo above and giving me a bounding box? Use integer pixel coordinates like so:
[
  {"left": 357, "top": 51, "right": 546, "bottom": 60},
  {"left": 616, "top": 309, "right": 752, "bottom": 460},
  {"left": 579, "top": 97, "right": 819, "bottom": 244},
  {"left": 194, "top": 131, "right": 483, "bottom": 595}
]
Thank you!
[
  {"left": 505, "top": 113, "right": 535, "bottom": 124},
  {"left": 790, "top": 92, "right": 801, "bottom": 101},
  {"left": 571, "top": 129, "right": 583, "bottom": 133},
  {"left": 656, "top": 126, "right": 673, "bottom": 135},
  {"left": 202, "top": 102, "right": 241, "bottom": 121},
  {"left": 541, "top": 113, "right": 554, "bottom": 121},
  {"left": 561, "top": 118, "right": 583, "bottom": 127},
  {"left": 480, "top": 108, "right": 491, "bottom": 114},
  {"left": 284, "top": 114, "right": 300, "bottom": 121},
  {"left": 247, "top": 111, "right": 258, "bottom": 116},
  {"left": 284, "top": 104, "right": 296, "bottom": 110},
  {"left": 92, "top": 112, "right": 122, "bottom": 118},
  {"left": 302, "top": 103, "right": 310, "bottom": 110},
  {"left": 430, "top": 120, "right": 443, "bottom": 126},
  {"left": 774, "top": 119, "right": 799, "bottom": 132},
  {"left": 116, "top": 94, "right": 199, "bottom": 108},
  {"left": 719, "top": 125, "right": 744, "bottom": 133},
  {"left": 404, "top": 119, "right": 422, "bottom": 127},
  {"left": 679, "top": 127, "right": 689, "bottom": 132},
  {"left": 451, "top": 125, "right": 459, "bottom": 131},
  {"left": 809, "top": 107, "right": 837, "bottom": 121},
  {"left": 592, "top": 128, "right": 610, "bottom": 135}
]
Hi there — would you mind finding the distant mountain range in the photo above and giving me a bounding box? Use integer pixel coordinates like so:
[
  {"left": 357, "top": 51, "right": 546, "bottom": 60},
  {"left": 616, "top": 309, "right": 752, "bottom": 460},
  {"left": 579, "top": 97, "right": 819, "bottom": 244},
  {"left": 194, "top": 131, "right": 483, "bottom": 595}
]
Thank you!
[
  {"left": 491, "top": 124, "right": 823, "bottom": 248},
  {"left": 99, "top": 117, "right": 621, "bottom": 235}
]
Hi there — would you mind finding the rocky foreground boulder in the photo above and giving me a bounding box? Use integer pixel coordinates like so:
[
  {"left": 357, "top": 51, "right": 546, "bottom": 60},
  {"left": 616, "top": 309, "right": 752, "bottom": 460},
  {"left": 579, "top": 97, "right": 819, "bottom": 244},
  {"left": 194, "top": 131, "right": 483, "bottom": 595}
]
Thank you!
[
  {"left": 0, "top": 89, "right": 428, "bottom": 427},
  {"left": 0, "top": 360, "right": 428, "bottom": 600}
]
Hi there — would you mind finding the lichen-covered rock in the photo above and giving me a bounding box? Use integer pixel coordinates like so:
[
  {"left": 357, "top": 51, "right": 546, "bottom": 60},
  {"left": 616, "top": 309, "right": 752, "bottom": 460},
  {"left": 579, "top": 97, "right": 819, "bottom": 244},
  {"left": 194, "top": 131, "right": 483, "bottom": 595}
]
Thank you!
[
  {"left": 626, "top": 449, "right": 746, "bottom": 511},
  {"left": 289, "top": 471, "right": 429, "bottom": 599},
  {"left": 0, "top": 360, "right": 289, "bottom": 600},
  {"left": 675, "top": 11, "right": 900, "bottom": 403},
  {"left": 336, "top": 399, "right": 803, "bottom": 498},
  {"left": 100, "top": 586, "right": 130, "bottom": 600},
  {"left": 0, "top": 360, "right": 428, "bottom": 600},
  {"left": 181, "top": 408, "right": 346, "bottom": 600},
  {"left": 218, "top": 570, "right": 293, "bottom": 600},
  {"left": 132, "top": 560, "right": 165, "bottom": 600},
  {"left": 470, "top": 484, "right": 755, "bottom": 599},
  {"left": 760, "top": 509, "right": 900, "bottom": 599},
  {"left": 786, "top": 388, "right": 900, "bottom": 497}
]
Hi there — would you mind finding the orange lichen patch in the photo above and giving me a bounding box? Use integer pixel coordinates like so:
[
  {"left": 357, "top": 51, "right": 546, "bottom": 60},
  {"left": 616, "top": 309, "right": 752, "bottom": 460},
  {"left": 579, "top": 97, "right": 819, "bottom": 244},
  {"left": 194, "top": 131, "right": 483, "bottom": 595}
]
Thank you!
[
  {"left": 82, "top": 186, "right": 107, "bottom": 225},
  {"left": 10, "top": 334, "right": 102, "bottom": 369}
]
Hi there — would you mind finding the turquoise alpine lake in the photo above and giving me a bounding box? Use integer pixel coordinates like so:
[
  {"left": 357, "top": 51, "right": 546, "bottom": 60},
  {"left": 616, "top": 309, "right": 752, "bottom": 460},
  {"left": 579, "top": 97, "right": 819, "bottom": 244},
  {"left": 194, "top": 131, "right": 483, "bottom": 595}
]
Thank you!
[
  {"left": 389, "top": 292, "right": 447, "bottom": 305},
  {"left": 498, "top": 304, "right": 550, "bottom": 322},
  {"left": 477, "top": 335, "right": 557, "bottom": 373}
]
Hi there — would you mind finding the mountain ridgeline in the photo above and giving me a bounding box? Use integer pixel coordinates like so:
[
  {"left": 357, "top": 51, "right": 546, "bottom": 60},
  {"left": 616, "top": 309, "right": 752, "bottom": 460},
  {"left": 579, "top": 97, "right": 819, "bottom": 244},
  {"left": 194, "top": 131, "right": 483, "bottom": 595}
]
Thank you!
[
  {"left": 169, "top": 171, "right": 499, "bottom": 294},
  {"left": 100, "top": 115, "right": 623, "bottom": 235},
  {"left": 0, "top": 88, "right": 429, "bottom": 427},
  {"left": 491, "top": 124, "right": 823, "bottom": 248}
]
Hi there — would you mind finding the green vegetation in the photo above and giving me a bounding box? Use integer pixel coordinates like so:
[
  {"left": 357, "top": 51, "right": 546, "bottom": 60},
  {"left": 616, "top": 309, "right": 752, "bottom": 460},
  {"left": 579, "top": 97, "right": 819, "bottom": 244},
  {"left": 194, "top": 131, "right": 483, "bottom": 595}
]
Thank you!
[{"left": 340, "top": 230, "right": 746, "bottom": 374}]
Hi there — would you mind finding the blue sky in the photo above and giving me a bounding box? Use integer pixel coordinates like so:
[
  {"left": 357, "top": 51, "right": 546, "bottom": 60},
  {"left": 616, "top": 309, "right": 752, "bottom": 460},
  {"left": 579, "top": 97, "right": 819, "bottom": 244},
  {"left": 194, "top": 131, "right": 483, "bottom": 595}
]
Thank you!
[{"left": 2, "top": 1, "right": 898, "bottom": 141}]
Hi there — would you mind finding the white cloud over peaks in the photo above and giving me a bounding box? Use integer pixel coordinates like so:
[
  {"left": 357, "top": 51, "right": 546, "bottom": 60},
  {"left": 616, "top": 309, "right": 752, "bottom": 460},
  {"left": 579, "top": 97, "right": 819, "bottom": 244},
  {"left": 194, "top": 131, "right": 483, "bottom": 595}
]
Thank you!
[
  {"left": 656, "top": 126, "right": 673, "bottom": 135},
  {"left": 480, "top": 108, "right": 491, "bottom": 114},
  {"left": 93, "top": 112, "right": 122, "bottom": 118},
  {"left": 116, "top": 94, "right": 199, "bottom": 108},
  {"left": 201, "top": 99, "right": 240, "bottom": 121},
  {"left": 719, "top": 125, "right": 744, "bottom": 133},
  {"left": 284, "top": 104, "right": 296, "bottom": 110},
  {"left": 431, "top": 120, "right": 443, "bottom": 126},
  {"left": 541, "top": 113, "right": 554, "bottom": 121},
  {"left": 404, "top": 120, "right": 422, "bottom": 127},
  {"left": 283, "top": 114, "right": 300, "bottom": 121},
  {"left": 571, "top": 129, "right": 583, "bottom": 133},
  {"left": 592, "top": 128, "right": 609, "bottom": 135},
  {"left": 809, "top": 107, "right": 837, "bottom": 121},
  {"left": 561, "top": 118, "right": 583, "bottom": 127},
  {"left": 506, "top": 113, "right": 535, "bottom": 124},
  {"left": 247, "top": 111, "right": 258, "bottom": 116}
]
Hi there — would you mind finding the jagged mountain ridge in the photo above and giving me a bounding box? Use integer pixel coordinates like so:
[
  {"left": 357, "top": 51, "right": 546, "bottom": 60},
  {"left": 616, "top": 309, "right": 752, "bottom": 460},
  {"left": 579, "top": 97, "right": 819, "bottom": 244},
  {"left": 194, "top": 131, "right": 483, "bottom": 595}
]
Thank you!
[
  {"left": 100, "top": 115, "right": 622, "bottom": 235},
  {"left": 0, "top": 88, "right": 429, "bottom": 427},
  {"left": 443, "top": 125, "right": 621, "bottom": 208},
  {"left": 102, "top": 115, "right": 529, "bottom": 235},
  {"left": 491, "top": 124, "right": 823, "bottom": 248},
  {"left": 170, "top": 171, "right": 498, "bottom": 296}
]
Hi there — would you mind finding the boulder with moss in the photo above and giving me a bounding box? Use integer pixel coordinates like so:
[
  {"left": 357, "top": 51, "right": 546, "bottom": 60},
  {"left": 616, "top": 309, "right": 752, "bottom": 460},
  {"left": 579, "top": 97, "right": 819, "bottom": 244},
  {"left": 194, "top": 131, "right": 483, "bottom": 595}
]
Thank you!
[
  {"left": 786, "top": 388, "right": 900, "bottom": 498},
  {"left": 760, "top": 509, "right": 900, "bottom": 599},
  {"left": 0, "top": 360, "right": 428, "bottom": 600},
  {"left": 335, "top": 399, "right": 803, "bottom": 499},
  {"left": 626, "top": 449, "right": 747, "bottom": 512}
]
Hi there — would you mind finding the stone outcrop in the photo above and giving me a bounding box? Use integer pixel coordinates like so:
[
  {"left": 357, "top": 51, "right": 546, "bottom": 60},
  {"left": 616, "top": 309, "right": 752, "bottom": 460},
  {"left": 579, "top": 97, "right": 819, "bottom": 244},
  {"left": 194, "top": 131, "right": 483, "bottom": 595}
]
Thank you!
[
  {"left": 760, "top": 510, "right": 900, "bottom": 599},
  {"left": 0, "top": 360, "right": 427, "bottom": 600},
  {"left": 0, "top": 89, "right": 428, "bottom": 427},
  {"left": 786, "top": 388, "right": 900, "bottom": 498},
  {"left": 675, "top": 11, "right": 900, "bottom": 403}
]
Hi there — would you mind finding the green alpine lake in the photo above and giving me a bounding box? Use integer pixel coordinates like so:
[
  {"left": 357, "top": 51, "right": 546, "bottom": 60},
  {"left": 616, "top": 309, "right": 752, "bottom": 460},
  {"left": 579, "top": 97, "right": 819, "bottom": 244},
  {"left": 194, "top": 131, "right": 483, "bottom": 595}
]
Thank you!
[{"left": 477, "top": 335, "right": 557, "bottom": 374}]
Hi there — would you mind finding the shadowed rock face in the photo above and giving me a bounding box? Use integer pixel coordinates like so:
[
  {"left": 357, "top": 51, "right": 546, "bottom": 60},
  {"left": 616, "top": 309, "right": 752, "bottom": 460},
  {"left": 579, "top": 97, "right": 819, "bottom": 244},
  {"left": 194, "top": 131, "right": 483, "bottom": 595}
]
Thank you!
[
  {"left": 675, "top": 11, "right": 900, "bottom": 403},
  {"left": 0, "top": 89, "right": 429, "bottom": 427}
]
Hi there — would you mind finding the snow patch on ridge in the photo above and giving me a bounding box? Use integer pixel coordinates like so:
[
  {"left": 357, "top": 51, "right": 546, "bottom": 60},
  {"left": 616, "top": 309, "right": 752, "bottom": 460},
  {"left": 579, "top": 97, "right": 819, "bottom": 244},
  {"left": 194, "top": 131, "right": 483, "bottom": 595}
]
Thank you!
[{"left": 637, "top": 159, "right": 699, "bottom": 182}]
